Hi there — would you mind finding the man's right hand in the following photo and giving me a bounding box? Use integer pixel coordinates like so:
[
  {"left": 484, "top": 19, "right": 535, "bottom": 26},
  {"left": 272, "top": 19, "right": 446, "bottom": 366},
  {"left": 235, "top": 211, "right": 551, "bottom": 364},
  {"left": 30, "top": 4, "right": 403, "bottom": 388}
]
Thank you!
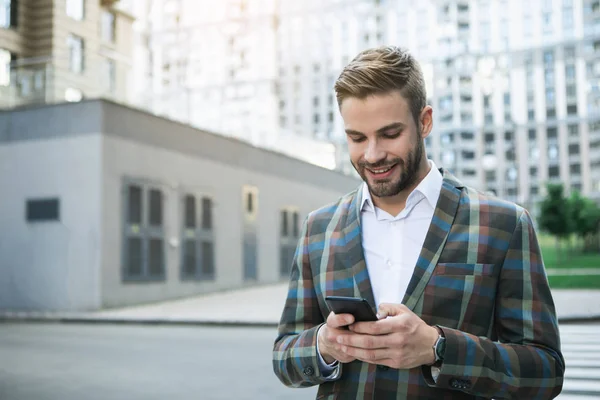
[{"left": 318, "top": 312, "right": 358, "bottom": 364}]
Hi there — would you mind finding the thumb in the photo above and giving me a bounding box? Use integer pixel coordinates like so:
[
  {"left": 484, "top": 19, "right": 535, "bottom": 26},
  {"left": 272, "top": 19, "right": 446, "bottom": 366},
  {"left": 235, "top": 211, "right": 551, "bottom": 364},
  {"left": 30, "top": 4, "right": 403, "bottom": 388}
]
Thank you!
[{"left": 377, "top": 303, "right": 410, "bottom": 319}]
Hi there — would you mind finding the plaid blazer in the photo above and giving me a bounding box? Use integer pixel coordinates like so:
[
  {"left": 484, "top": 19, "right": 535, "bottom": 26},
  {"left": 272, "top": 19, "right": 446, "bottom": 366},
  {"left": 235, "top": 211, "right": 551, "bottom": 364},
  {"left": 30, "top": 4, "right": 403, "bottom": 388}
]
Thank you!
[{"left": 273, "top": 169, "right": 564, "bottom": 400}]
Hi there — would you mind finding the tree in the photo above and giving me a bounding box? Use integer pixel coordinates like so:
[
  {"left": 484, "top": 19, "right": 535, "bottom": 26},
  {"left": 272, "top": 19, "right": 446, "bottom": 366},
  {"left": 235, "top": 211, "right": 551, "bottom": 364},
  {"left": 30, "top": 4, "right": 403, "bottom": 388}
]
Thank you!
[
  {"left": 567, "top": 191, "right": 600, "bottom": 252},
  {"left": 539, "top": 183, "right": 572, "bottom": 263}
]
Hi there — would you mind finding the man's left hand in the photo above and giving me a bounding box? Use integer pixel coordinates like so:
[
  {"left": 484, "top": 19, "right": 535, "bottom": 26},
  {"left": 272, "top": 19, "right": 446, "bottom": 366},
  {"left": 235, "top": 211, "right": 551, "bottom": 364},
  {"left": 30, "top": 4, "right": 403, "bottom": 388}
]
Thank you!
[{"left": 335, "top": 303, "right": 439, "bottom": 369}]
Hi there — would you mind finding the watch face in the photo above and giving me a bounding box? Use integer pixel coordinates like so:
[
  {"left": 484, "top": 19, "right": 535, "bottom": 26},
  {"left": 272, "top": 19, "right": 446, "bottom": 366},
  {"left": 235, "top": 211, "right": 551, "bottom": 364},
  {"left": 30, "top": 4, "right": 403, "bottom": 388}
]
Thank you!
[{"left": 436, "top": 337, "right": 446, "bottom": 360}]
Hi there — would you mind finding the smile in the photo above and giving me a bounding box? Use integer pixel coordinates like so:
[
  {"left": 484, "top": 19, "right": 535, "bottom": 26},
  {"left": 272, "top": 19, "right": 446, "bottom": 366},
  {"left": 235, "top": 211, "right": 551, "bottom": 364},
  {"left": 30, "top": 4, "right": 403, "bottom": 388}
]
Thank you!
[{"left": 366, "top": 164, "right": 397, "bottom": 178}]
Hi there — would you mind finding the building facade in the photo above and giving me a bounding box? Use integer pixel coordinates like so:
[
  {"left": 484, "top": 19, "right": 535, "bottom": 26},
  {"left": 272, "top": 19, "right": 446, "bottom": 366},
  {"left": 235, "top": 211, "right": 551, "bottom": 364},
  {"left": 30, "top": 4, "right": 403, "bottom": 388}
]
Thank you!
[
  {"left": 0, "top": 100, "right": 359, "bottom": 311},
  {"left": 135, "top": 0, "right": 337, "bottom": 169},
  {"left": 276, "top": 0, "right": 600, "bottom": 217},
  {"left": 0, "top": 0, "right": 134, "bottom": 108}
]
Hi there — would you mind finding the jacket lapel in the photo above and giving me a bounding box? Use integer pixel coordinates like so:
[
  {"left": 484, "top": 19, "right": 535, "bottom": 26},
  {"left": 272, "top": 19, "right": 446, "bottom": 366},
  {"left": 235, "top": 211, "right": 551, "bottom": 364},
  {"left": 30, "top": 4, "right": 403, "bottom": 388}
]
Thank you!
[
  {"left": 338, "top": 185, "right": 377, "bottom": 310},
  {"left": 402, "top": 169, "right": 463, "bottom": 311}
]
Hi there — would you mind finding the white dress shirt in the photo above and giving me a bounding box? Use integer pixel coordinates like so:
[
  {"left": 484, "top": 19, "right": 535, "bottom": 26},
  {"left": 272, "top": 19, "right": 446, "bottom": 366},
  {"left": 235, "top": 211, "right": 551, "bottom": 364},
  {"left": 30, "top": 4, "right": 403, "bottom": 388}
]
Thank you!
[
  {"left": 317, "top": 160, "right": 443, "bottom": 378},
  {"left": 360, "top": 160, "right": 443, "bottom": 308}
]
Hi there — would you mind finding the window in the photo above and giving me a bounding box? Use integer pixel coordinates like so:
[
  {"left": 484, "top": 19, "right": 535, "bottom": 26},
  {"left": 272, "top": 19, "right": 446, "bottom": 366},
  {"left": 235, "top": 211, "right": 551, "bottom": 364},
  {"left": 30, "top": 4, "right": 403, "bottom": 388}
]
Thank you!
[
  {"left": 66, "top": 0, "right": 84, "bottom": 20},
  {"left": 547, "top": 127, "right": 558, "bottom": 139},
  {"left": 0, "top": 48, "right": 12, "bottom": 86},
  {"left": 568, "top": 124, "right": 579, "bottom": 136},
  {"left": 103, "top": 59, "right": 116, "bottom": 93},
  {"left": 567, "top": 104, "right": 578, "bottom": 115},
  {"left": 528, "top": 129, "right": 537, "bottom": 140},
  {"left": 548, "top": 144, "right": 559, "bottom": 160},
  {"left": 530, "top": 166, "right": 538, "bottom": 177},
  {"left": 181, "top": 193, "right": 215, "bottom": 280},
  {"left": 462, "top": 150, "right": 475, "bottom": 159},
  {"left": 26, "top": 198, "right": 60, "bottom": 222},
  {"left": 67, "top": 34, "right": 84, "bottom": 73},
  {"left": 123, "top": 182, "right": 166, "bottom": 281},
  {"left": 461, "top": 131, "right": 474, "bottom": 140},
  {"left": 569, "top": 143, "right": 580, "bottom": 155},
  {"left": 549, "top": 165, "right": 560, "bottom": 178},
  {"left": 101, "top": 11, "right": 116, "bottom": 42},
  {"left": 570, "top": 164, "right": 581, "bottom": 174},
  {"left": 280, "top": 208, "right": 300, "bottom": 277},
  {"left": 0, "top": 0, "right": 17, "bottom": 28}
]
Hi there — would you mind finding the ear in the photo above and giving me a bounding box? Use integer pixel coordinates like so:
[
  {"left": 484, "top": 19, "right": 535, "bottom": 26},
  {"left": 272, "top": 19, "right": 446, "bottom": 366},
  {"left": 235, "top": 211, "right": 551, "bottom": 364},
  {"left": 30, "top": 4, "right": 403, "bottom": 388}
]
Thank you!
[{"left": 420, "top": 106, "right": 433, "bottom": 139}]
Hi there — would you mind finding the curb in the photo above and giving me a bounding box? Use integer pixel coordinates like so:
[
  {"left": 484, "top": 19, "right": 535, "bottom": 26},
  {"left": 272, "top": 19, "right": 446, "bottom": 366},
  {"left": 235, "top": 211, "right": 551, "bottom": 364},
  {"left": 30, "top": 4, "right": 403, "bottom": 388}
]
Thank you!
[
  {"left": 0, "top": 314, "right": 279, "bottom": 328},
  {"left": 1, "top": 313, "right": 599, "bottom": 326}
]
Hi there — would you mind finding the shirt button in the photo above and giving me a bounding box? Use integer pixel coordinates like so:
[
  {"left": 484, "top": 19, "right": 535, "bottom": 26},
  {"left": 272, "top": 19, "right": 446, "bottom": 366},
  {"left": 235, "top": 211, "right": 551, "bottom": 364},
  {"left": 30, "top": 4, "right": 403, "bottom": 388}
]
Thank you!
[{"left": 386, "top": 260, "right": 392, "bottom": 267}]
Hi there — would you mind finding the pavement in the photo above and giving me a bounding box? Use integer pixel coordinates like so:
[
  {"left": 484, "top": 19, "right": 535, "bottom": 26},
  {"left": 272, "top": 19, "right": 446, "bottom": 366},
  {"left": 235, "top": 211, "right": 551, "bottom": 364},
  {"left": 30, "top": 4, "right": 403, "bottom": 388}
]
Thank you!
[{"left": 1, "top": 283, "right": 599, "bottom": 326}]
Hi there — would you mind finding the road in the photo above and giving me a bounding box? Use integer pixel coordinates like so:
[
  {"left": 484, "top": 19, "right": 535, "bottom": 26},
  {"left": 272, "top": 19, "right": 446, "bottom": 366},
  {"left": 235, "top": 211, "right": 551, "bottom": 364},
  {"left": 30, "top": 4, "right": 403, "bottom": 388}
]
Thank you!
[{"left": 0, "top": 322, "right": 597, "bottom": 399}]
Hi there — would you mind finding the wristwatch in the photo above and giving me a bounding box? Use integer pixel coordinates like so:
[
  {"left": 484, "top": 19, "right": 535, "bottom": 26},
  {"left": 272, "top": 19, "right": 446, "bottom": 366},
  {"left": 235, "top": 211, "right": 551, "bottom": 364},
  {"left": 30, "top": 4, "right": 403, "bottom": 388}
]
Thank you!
[{"left": 432, "top": 327, "right": 446, "bottom": 366}]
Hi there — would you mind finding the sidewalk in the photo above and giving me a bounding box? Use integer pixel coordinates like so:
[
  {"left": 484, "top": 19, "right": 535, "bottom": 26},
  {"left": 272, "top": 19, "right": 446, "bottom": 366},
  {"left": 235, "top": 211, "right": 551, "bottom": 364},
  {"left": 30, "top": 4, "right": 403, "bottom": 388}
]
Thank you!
[{"left": 1, "top": 284, "right": 599, "bottom": 326}]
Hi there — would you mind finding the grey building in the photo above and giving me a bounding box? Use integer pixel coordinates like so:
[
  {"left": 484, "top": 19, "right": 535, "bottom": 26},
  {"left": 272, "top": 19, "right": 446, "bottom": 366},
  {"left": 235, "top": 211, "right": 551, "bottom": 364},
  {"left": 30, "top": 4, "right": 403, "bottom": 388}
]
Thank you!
[{"left": 0, "top": 100, "right": 359, "bottom": 311}]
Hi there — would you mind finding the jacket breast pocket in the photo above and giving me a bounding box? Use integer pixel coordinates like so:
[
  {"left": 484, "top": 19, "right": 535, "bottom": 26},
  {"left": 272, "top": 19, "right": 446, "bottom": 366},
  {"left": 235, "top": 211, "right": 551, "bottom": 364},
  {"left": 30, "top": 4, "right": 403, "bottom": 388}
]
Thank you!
[{"left": 424, "top": 263, "right": 498, "bottom": 333}]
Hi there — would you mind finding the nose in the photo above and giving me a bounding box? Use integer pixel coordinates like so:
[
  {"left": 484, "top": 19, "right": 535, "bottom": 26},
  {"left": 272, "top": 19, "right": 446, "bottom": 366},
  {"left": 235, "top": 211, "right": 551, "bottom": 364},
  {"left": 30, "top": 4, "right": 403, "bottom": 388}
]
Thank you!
[{"left": 364, "top": 140, "right": 386, "bottom": 165}]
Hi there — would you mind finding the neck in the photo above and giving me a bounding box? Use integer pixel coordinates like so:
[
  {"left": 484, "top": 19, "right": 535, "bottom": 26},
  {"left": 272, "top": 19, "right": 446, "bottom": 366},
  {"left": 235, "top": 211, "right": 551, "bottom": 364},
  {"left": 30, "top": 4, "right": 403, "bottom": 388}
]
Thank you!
[{"left": 371, "top": 159, "right": 431, "bottom": 216}]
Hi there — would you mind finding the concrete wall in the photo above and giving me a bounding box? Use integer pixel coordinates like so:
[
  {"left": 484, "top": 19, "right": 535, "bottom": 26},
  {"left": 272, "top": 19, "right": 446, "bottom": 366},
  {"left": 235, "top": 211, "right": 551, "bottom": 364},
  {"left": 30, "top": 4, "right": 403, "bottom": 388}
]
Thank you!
[
  {"left": 100, "top": 136, "right": 350, "bottom": 307},
  {"left": 0, "top": 134, "right": 103, "bottom": 311}
]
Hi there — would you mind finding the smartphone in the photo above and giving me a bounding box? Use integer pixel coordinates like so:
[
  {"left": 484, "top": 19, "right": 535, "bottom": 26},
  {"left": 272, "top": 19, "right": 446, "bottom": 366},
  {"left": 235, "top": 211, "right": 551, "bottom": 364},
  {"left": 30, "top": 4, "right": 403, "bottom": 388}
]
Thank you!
[{"left": 325, "top": 296, "right": 378, "bottom": 322}]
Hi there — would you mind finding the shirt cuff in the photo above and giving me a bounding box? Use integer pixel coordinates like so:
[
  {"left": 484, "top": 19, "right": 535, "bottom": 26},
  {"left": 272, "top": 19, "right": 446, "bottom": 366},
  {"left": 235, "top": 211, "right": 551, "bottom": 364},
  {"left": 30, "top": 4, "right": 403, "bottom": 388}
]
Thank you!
[
  {"left": 431, "top": 366, "right": 441, "bottom": 383},
  {"left": 316, "top": 325, "right": 341, "bottom": 380}
]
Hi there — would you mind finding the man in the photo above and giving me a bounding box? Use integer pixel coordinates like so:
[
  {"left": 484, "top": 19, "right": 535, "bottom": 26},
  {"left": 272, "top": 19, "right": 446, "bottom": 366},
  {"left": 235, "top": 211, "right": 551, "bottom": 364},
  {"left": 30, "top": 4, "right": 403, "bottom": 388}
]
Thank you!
[{"left": 272, "top": 46, "right": 564, "bottom": 399}]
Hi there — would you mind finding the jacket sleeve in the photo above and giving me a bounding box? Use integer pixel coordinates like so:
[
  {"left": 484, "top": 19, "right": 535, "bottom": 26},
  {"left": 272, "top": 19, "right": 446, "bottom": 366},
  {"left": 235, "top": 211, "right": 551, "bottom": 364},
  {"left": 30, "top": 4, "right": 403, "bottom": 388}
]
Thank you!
[
  {"left": 272, "top": 215, "right": 338, "bottom": 387},
  {"left": 424, "top": 209, "right": 565, "bottom": 399}
]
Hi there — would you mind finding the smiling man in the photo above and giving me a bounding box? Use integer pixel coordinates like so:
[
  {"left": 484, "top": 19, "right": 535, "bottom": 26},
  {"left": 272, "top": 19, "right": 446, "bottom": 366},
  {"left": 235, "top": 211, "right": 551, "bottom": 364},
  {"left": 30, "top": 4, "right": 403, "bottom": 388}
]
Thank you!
[{"left": 273, "top": 46, "right": 564, "bottom": 399}]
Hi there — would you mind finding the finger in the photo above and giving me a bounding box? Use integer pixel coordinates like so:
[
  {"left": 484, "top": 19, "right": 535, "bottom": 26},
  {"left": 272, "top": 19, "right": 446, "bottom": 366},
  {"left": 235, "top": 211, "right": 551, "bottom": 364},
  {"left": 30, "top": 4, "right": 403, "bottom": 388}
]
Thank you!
[
  {"left": 339, "top": 346, "right": 392, "bottom": 363},
  {"left": 336, "top": 332, "right": 387, "bottom": 349},
  {"left": 377, "top": 303, "right": 410, "bottom": 318},
  {"left": 326, "top": 311, "right": 355, "bottom": 328},
  {"left": 349, "top": 319, "right": 395, "bottom": 335}
]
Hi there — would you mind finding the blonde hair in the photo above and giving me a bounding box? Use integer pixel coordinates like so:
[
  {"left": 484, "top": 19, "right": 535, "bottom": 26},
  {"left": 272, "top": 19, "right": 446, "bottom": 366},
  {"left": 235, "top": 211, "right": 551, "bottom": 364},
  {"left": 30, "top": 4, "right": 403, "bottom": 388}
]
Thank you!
[{"left": 334, "top": 46, "right": 427, "bottom": 127}]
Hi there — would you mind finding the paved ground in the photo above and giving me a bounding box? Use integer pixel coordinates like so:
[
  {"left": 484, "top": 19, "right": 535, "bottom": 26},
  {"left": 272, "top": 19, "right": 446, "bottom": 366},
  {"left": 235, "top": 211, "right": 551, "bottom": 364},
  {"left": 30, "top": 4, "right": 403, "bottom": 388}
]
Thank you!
[
  {"left": 0, "top": 322, "right": 597, "bottom": 400},
  {"left": 0, "top": 323, "right": 317, "bottom": 400},
  {"left": 2, "top": 284, "right": 599, "bottom": 325}
]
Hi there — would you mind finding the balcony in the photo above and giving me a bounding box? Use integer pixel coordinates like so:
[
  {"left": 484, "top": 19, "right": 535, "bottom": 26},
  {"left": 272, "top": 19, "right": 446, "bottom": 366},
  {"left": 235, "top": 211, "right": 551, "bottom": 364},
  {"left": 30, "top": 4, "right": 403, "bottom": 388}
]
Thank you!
[{"left": 0, "top": 57, "right": 123, "bottom": 110}]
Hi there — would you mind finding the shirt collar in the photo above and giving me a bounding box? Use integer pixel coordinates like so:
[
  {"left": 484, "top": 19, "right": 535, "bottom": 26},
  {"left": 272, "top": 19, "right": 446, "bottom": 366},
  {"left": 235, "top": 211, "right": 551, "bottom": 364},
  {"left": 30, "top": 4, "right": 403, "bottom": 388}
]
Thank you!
[{"left": 360, "top": 160, "right": 443, "bottom": 213}]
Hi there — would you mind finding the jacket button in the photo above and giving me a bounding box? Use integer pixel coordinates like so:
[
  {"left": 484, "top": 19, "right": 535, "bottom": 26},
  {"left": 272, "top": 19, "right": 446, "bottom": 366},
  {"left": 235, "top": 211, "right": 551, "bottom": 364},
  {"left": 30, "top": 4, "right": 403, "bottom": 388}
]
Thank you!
[
  {"left": 303, "top": 366, "right": 315, "bottom": 376},
  {"left": 377, "top": 365, "right": 389, "bottom": 371}
]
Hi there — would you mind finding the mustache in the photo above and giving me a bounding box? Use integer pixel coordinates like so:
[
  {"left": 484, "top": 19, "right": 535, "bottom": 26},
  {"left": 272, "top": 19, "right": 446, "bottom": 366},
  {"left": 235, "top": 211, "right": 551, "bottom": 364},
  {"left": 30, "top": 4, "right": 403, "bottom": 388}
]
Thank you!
[{"left": 358, "top": 159, "right": 403, "bottom": 169}]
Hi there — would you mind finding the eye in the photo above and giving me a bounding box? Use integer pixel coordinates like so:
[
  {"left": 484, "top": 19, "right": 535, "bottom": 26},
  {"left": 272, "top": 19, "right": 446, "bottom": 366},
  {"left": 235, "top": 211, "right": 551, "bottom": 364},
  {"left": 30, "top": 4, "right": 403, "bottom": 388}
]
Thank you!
[
  {"left": 384, "top": 131, "right": 401, "bottom": 139},
  {"left": 350, "top": 136, "right": 366, "bottom": 143}
]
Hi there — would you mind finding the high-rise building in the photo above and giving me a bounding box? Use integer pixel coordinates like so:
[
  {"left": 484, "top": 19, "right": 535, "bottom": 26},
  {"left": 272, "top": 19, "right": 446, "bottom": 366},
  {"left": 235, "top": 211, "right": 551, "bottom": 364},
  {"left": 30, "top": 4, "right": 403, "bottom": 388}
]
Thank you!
[
  {"left": 276, "top": 0, "right": 600, "bottom": 216},
  {"left": 0, "top": 0, "right": 134, "bottom": 108},
  {"left": 125, "top": 0, "right": 600, "bottom": 213},
  {"left": 136, "top": 0, "right": 336, "bottom": 169}
]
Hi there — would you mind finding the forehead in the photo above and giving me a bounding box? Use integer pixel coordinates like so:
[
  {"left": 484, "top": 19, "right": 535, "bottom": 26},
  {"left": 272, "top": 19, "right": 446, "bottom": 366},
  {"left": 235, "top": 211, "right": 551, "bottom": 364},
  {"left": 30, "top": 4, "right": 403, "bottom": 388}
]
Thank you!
[{"left": 340, "top": 91, "right": 413, "bottom": 132}]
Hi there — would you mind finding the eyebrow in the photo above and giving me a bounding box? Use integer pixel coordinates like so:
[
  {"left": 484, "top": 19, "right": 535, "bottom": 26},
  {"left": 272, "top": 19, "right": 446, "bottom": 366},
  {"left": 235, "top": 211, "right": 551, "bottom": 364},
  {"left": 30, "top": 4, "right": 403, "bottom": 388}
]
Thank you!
[{"left": 345, "top": 122, "right": 406, "bottom": 136}]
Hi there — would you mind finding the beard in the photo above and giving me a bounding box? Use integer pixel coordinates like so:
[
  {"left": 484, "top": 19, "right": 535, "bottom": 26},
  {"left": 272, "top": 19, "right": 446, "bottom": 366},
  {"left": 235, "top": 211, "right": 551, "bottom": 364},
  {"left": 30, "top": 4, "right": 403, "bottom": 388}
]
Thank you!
[{"left": 353, "top": 137, "right": 424, "bottom": 198}]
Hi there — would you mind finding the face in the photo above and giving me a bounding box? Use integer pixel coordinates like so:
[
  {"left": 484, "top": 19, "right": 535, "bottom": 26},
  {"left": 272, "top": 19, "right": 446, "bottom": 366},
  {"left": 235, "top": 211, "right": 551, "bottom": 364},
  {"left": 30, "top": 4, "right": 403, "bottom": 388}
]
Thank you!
[{"left": 340, "top": 90, "right": 432, "bottom": 199}]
